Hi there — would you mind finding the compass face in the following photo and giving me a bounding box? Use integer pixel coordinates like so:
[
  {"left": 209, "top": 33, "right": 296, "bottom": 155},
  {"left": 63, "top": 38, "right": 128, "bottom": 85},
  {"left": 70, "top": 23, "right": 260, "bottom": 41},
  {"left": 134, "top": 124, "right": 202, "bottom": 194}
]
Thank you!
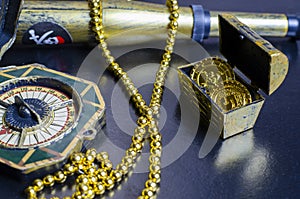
[{"left": 0, "top": 76, "right": 82, "bottom": 149}]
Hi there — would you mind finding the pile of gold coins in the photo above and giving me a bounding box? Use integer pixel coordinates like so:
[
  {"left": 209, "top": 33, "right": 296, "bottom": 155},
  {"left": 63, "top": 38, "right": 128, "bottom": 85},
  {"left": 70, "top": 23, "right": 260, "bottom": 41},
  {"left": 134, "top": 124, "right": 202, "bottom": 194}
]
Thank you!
[{"left": 190, "top": 56, "right": 253, "bottom": 111}]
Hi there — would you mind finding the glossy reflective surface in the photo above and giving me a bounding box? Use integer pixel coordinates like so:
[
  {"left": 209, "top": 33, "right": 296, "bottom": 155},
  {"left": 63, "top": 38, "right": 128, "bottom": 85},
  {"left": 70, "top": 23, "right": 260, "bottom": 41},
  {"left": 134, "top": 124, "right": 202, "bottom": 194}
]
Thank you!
[{"left": 0, "top": 0, "right": 299, "bottom": 198}]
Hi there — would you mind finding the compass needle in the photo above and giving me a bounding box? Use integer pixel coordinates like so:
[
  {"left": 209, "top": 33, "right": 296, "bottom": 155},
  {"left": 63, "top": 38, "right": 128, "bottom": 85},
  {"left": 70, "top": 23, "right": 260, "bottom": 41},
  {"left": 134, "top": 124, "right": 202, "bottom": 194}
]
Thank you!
[{"left": 14, "top": 96, "right": 43, "bottom": 124}]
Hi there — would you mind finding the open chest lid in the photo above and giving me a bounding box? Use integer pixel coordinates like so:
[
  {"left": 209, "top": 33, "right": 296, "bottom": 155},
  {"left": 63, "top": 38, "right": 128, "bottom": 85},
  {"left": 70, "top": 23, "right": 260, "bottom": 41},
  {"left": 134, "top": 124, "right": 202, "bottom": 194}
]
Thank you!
[{"left": 218, "top": 14, "right": 289, "bottom": 95}]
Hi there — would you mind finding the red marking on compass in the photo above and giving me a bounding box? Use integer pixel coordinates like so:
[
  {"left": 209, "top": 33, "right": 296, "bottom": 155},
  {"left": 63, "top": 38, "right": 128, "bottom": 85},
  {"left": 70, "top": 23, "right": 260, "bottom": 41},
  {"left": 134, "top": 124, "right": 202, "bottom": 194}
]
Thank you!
[{"left": 0, "top": 126, "right": 11, "bottom": 135}]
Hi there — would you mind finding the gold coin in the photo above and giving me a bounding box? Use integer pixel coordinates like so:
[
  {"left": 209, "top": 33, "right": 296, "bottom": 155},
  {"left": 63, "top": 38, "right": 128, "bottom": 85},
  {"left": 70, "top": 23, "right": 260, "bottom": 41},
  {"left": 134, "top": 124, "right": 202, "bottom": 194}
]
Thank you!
[
  {"left": 210, "top": 80, "right": 252, "bottom": 111},
  {"left": 190, "top": 57, "right": 235, "bottom": 90}
]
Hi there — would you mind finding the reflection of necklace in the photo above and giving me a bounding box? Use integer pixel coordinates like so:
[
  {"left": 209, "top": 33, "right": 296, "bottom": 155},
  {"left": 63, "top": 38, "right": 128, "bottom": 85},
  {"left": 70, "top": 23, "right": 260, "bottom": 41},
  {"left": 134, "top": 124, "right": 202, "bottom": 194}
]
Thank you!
[{"left": 25, "top": 0, "right": 179, "bottom": 198}]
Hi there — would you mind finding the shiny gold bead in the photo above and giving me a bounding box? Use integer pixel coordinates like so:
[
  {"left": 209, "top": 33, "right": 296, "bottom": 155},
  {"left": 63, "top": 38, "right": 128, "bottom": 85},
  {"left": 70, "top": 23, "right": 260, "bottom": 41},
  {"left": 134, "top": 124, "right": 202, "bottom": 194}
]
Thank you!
[
  {"left": 122, "top": 78, "right": 132, "bottom": 85},
  {"left": 101, "top": 160, "right": 113, "bottom": 170},
  {"left": 136, "top": 99, "right": 146, "bottom": 108},
  {"left": 130, "top": 88, "right": 139, "bottom": 96},
  {"left": 155, "top": 76, "right": 165, "bottom": 85},
  {"left": 89, "top": 1, "right": 100, "bottom": 8},
  {"left": 120, "top": 71, "right": 128, "bottom": 80},
  {"left": 63, "top": 197, "right": 72, "bottom": 199},
  {"left": 143, "top": 107, "right": 154, "bottom": 119},
  {"left": 32, "top": 179, "right": 44, "bottom": 192},
  {"left": 99, "top": 41, "right": 107, "bottom": 49},
  {"left": 150, "top": 98, "right": 161, "bottom": 106},
  {"left": 92, "top": 25, "right": 103, "bottom": 33},
  {"left": 154, "top": 82, "right": 163, "bottom": 89},
  {"left": 95, "top": 33, "right": 105, "bottom": 41},
  {"left": 94, "top": 182, "right": 105, "bottom": 195},
  {"left": 86, "top": 167, "right": 97, "bottom": 175},
  {"left": 149, "top": 163, "right": 161, "bottom": 173},
  {"left": 77, "top": 183, "right": 90, "bottom": 194},
  {"left": 150, "top": 148, "right": 162, "bottom": 157},
  {"left": 106, "top": 55, "right": 115, "bottom": 65},
  {"left": 154, "top": 87, "right": 163, "bottom": 94},
  {"left": 150, "top": 104, "right": 160, "bottom": 115},
  {"left": 148, "top": 118, "right": 158, "bottom": 127},
  {"left": 134, "top": 126, "right": 146, "bottom": 135},
  {"left": 72, "top": 191, "right": 83, "bottom": 199},
  {"left": 150, "top": 139, "right": 162, "bottom": 149},
  {"left": 70, "top": 153, "right": 84, "bottom": 164},
  {"left": 109, "top": 62, "right": 119, "bottom": 71},
  {"left": 161, "top": 60, "right": 169, "bottom": 67},
  {"left": 137, "top": 116, "right": 149, "bottom": 127},
  {"left": 142, "top": 187, "right": 155, "bottom": 197},
  {"left": 126, "top": 83, "right": 136, "bottom": 91},
  {"left": 150, "top": 126, "right": 159, "bottom": 133},
  {"left": 162, "top": 53, "right": 171, "bottom": 61},
  {"left": 157, "top": 70, "right": 166, "bottom": 78},
  {"left": 165, "top": 45, "right": 173, "bottom": 53},
  {"left": 97, "top": 168, "right": 108, "bottom": 179},
  {"left": 89, "top": 176, "right": 98, "bottom": 185},
  {"left": 63, "top": 163, "right": 77, "bottom": 176},
  {"left": 116, "top": 163, "right": 129, "bottom": 175},
  {"left": 169, "top": 20, "right": 178, "bottom": 30},
  {"left": 169, "top": 1, "right": 179, "bottom": 9},
  {"left": 96, "top": 151, "right": 109, "bottom": 161},
  {"left": 90, "top": 8, "right": 101, "bottom": 16},
  {"left": 85, "top": 154, "right": 95, "bottom": 164},
  {"left": 101, "top": 49, "right": 111, "bottom": 57},
  {"left": 122, "top": 155, "right": 134, "bottom": 167},
  {"left": 150, "top": 132, "right": 161, "bottom": 141},
  {"left": 86, "top": 189, "right": 95, "bottom": 199},
  {"left": 86, "top": 148, "right": 97, "bottom": 158},
  {"left": 24, "top": 186, "right": 36, "bottom": 196},
  {"left": 76, "top": 175, "right": 89, "bottom": 184},
  {"left": 131, "top": 141, "right": 144, "bottom": 152},
  {"left": 149, "top": 126, "right": 159, "bottom": 134},
  {"left": 145, "top": 179, "right": 159, "bottom": 191},
  {"left": 149, "top": 154, "right": 161, "bottom": 164},
  {"left": 110, "top": 170, "right": 123, "bottom": 182},
  {"left": 160, "top": 65, "right": 169, "bottom": 72},
  {"left": 132, "top": 133, "right": 144, "bottom": 143},
  {"left": 54, "top": 171, "right": 67, "bottom": 183},
  {"left": 168, "top": 28, "right": 177, "bottom": 35},
  {"left": 149, "top": 172, "right": 161, "bottom": 183},
  {"left": 115, "top": 67, "right": 123, "bottom": 75},
  {"left": 43, "top": 175, "right": 55, "bottom": 187},
  {"left": 103, "top": 176, "right": 115, "bottom": 190},
  {"left": 126, "top": 147, "right": 138, "bottom": 157},
  {"left": 170, "top": 11, "right": 179, "bottom": 20}
]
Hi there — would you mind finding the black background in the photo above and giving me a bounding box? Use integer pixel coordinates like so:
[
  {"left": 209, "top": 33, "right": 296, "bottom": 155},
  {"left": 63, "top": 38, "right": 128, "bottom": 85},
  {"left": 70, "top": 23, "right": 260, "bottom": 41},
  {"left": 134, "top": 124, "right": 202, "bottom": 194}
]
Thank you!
[{"left": 0, "top": 0, "right": 299, "bottom": 198}]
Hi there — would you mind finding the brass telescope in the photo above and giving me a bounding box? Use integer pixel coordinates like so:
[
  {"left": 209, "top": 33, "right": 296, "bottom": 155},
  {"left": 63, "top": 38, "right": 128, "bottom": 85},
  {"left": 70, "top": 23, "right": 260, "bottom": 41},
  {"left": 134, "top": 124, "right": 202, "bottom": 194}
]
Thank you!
[{"left": 1, "top": 0, "right": 300, "bottom": 57}]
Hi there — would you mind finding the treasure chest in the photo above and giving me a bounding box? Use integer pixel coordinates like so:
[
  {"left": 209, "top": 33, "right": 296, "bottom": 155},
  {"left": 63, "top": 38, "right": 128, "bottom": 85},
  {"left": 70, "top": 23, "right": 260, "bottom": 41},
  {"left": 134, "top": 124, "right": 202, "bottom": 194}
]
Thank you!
[{"left": 178, "top": 14, "right": 289, "bottom": 139}]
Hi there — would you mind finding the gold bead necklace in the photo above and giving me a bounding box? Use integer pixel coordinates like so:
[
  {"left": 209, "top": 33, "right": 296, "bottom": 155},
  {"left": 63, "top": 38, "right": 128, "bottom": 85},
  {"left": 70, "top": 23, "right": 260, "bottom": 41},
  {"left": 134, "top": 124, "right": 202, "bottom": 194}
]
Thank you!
[{"left": 25, "top": 0, "right": 179, "bottom": 198}]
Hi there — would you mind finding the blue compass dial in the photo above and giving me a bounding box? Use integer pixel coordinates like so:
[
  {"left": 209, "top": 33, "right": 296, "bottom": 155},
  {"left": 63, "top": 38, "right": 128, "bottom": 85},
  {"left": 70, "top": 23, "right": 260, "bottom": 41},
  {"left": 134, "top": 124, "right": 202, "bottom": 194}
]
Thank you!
[
  {"left": 5, "top": 98, "right": 50, "bottom": 130},
  {"left": 0, "top": 76, "right": 82, "bottom": 149}
]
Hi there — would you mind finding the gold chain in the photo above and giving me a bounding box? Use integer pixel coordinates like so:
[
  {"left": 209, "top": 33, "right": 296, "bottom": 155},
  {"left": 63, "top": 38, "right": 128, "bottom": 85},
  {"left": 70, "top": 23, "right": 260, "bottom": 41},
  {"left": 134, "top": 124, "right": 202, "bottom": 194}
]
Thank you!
[{"left": 24, "top": 0, "right": 179, "bottom": 198}]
